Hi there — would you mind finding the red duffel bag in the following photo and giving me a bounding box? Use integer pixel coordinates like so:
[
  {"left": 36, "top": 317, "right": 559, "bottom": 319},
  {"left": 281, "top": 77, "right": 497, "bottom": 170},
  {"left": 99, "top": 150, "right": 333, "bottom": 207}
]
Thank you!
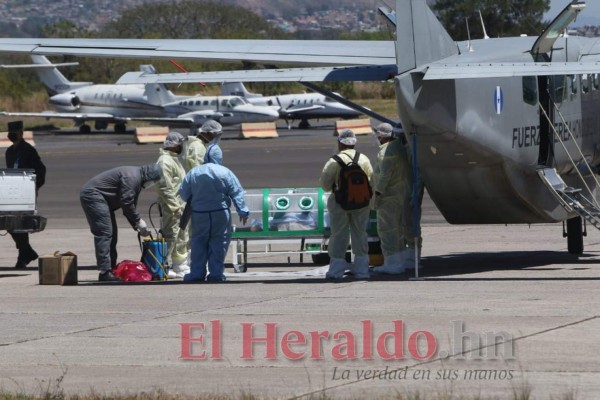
[{"left": 113, "top": 260, "right": 152, "bottom": 282}]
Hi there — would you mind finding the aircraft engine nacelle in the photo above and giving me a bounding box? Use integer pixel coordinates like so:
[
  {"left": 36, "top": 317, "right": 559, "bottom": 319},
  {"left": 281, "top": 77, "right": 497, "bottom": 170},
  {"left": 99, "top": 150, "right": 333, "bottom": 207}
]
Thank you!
[
  {"left": 49, "top": 92, "right": 81, "bottom": 111},
  {"left": 178, "top": 111, "right": 230, "bottom": 124}
]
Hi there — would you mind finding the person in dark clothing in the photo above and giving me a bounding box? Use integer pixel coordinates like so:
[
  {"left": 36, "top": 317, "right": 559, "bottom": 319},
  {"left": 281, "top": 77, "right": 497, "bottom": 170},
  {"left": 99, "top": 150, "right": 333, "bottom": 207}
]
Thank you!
[
  {"left": 5, "top": 121, "right": 46, "bottom": 269},
  {"left": 80, "top": 164, "right": 161, "bottom": 282}
]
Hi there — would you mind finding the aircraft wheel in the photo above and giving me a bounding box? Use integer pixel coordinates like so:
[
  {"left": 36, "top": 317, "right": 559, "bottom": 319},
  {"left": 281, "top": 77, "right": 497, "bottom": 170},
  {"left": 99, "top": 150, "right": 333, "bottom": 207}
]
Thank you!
[
  {"left": 79, "top": 124, "right": 91, "bottom": 134},
  {"left": 299, "top": 119, "right": 310, "bottom": 129},
  {"left": 566, "top": 216, "right": 584, "bottom": 255},
  {"left": 114, "top": 123, "right": 127, "bottom": 133}
]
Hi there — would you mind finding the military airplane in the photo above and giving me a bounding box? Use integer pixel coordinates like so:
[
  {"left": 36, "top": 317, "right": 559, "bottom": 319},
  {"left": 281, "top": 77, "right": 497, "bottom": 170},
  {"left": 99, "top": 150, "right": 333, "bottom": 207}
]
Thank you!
[
  {"left": 0, "top": 0, "right": 598, "bottom": 256},
  {"left": 220, "top": 82, "right": 362, "bottom": 129},
  {"left": 0, "top": 56, "right": 279, "bottom": 133}
]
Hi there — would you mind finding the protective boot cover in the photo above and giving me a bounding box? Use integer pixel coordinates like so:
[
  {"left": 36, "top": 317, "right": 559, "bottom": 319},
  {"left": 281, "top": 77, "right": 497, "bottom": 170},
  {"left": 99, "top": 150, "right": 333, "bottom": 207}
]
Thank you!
[
  {"left": 350, "top": 255, "right": 370, "bottom": 279},
  {"left": 326, "top": 258, "right": 349, "bottom": 280},
  {"left": 372, "top": 252, "right": 405, "bottom": 275}
]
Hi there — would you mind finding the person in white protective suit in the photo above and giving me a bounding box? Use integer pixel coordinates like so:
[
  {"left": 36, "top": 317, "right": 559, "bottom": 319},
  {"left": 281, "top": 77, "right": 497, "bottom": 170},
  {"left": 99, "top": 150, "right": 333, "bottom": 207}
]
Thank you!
[
  {"left": 179, "top": 148, "right": 249, "bottom": 282},
  {"left": 319, "top": 129, "right": 373, "bottom": 280},
  {"left": 371, "top": 123, "right": 411, "bottom": 275},
  {"left": 156, "top": 132, "right": 190, "bottom": 278},
  {"left": 80, "top": 164, "right": 161, "bottom": 282},
  {"left": 183, "top": 120, "right": 223, "bottom": 172}
]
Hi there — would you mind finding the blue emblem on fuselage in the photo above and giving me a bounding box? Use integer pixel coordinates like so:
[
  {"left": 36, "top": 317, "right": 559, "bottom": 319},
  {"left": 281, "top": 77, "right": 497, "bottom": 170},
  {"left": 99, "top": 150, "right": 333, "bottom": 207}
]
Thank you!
[{"left": 494, "top": 86, "right": 504, "bottom": 115}]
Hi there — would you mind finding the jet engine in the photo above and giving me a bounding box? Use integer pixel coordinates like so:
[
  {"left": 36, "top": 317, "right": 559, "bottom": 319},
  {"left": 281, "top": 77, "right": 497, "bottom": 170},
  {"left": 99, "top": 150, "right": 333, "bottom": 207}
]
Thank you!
[{"left": 49, "top": 92, "right": 81, "bottom": 111}]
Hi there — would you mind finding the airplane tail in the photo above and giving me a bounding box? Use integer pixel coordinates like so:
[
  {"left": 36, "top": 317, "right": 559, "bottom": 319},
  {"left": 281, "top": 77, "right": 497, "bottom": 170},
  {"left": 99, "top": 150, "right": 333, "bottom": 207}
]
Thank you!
[
  {"left": 395, "top": 0, "right": 457, "bottom": 74},
  {"left": 221, "top": 82, "right": 262, "bottom": 98},
  {"left": 30, "top": 55, "right": 92, "bottom": 95},
  {"left": 138, "top": 64, "right": 177, "bottom": 105}
]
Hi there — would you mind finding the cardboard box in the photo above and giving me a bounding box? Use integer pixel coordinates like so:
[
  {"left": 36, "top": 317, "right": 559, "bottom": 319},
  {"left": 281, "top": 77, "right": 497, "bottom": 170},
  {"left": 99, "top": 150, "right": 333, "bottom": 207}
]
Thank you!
[{"left": 39, "top": 252, "right": 78, "bottom": 285}]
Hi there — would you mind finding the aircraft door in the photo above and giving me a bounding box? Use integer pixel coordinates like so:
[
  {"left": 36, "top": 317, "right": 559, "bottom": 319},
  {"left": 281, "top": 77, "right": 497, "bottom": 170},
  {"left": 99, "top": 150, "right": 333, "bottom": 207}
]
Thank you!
[{"left": 537, "top": 75, "right": 555, "bottom": 166}]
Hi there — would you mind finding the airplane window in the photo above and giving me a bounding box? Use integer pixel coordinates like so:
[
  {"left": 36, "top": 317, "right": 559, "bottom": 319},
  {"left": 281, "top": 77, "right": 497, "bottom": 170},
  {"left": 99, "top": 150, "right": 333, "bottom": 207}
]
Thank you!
[
  {"left": 522, "top": 76, "right": 537, "bottom": 106},
  {"left": 229, "top": 98, "right": 243, "bottom": 107},
  {"left": 582, "top": 74, "right": 590, "bottom": 94},
  {"left": 304, "top": 100, "right": 307, "bottom": 104},
  {"left": 221, "top": 100, "right": 228, "bottom": 106},
  {"left": 203, "top": 101, "right": 209, "bottom": 106},
  {"left": 196, "top": 101, "right": 201, "bottom": 106},
  {"left": 267, "top": 100, "right": 273, "bottom": 106},
  {"left": 211, "top": 100, "right": 217, "bottom": 106}
]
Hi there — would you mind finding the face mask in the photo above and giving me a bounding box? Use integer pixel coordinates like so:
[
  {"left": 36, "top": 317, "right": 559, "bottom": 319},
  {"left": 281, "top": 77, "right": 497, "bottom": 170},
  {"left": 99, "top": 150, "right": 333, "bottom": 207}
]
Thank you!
[{"left": 7, "top": 132, "right": 19, "bottom": 143}]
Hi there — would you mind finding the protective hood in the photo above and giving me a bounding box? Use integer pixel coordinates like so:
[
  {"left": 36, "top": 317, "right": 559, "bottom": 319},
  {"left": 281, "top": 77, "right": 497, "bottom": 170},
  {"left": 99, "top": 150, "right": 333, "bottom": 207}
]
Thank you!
[{"left": 141, "top": 163, "right": 162, "bottom": 185}]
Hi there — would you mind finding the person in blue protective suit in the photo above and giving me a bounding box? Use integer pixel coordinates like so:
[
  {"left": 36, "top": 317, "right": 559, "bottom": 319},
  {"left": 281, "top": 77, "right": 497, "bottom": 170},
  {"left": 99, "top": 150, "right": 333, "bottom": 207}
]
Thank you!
[
  {"left": 156, "top": 132, "right": 189, "bottom": 278},
  {"left": 179, "top": 148, "right": 249, "bottom": 282},
  {"left": 80, "top": 164, "right": 162, "bottom": 282}
]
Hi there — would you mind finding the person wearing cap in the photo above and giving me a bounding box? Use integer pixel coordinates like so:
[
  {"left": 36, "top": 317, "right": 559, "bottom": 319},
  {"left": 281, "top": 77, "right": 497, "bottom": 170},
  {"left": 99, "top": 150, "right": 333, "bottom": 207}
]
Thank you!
[
  {"left": 319, "top": 128, "right": 373, "bottom": 280},
  {"left": 370, "top": 123, "right": 411, "bottom": 275},
  {"left": 156, "top": 132, "right": 189, "bottom": 278},
  {"left": 183, "top": 120, "right": 223, "bottom": 171},
  {"left": 80, "top": 164, "right": 162, "bottom": 282},
  {"left": 179, "top": 147, "right": 249, "bottom": 283},
  {"left": 5, "top": 121, "right": 46, "bottom": 269}
]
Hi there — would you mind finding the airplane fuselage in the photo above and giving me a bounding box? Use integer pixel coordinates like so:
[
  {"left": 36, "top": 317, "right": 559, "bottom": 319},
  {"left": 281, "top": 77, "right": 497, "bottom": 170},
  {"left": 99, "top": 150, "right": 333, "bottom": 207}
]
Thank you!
[
  {"left": 247, "top": 93, "right": 361, "bottom": 120},
  {"left": 396, "top": 36, "right": 600, "bottom": 224}
]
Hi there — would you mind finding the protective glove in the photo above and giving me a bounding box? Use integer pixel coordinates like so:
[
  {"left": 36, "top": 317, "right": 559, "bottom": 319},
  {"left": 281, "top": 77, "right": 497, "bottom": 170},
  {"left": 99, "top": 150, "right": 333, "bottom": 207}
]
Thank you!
[{"left": 136, "top": 219, "right": 151, "bottom": 237}]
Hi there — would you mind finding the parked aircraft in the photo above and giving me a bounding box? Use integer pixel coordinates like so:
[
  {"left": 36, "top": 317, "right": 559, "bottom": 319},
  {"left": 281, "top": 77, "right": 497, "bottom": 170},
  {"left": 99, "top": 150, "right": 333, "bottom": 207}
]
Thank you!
[
  {"left": 0, "top": 56, "right": 279, "bottom": 133},
  {"left": 0, "top": 0, "right": 599, "bottom": 255},
  {"left": 220, "top": 82, "right": 362, "bottom": 129}
]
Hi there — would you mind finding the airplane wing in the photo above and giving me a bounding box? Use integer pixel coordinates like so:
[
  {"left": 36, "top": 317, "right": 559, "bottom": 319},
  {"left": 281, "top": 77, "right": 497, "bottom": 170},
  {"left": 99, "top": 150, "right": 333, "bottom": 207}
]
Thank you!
[
  {"left": 116, "top": 64, "right": 398, "bottom": 85},
  {"left": 122, "top": 111, "right": 229, "bottom": 126},
  {"left": 0, "top": 39, "right": 395, "bottom": 67},
  {"left": 0, "top": 111, "right": 116, "bottom": 120},
  {"left": 423, "top": 62, "right": 600, "bottom": 80}
]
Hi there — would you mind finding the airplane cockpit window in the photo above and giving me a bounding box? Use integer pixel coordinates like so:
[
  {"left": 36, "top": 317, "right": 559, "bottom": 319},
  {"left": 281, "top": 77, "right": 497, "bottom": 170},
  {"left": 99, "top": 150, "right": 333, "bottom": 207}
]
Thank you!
[
  {"left": 221, "top": 99, "right": 228, "bottom": 107},
  {"left": 522, "top": 76, "right": 537, "bottom": 106},
  {"left": 229, "top": 97, "right": 244, "bottom": 107},
  {"left": 325, "top": 97, "right": 336, "bottom": 103}
]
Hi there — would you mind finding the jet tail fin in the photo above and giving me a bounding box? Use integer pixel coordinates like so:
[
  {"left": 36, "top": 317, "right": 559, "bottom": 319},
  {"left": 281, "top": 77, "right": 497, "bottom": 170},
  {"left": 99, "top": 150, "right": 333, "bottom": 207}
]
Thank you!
[
  {"left": 30, "top": 55, "right": 92, "bottom": 95},
  {"left": 221, "top": 82, "right": 262, "bottom": 98},
  {"left": 396, "top": 0, "right": 457, "bottom": 74}
]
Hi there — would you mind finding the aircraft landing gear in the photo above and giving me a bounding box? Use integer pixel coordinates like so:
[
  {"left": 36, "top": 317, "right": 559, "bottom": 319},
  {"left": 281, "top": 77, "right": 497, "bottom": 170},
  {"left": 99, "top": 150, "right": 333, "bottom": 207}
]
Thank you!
[
  {"left": 564, "top": 216, "right": 584, "bottom": 255},
  {"left": 94, "top": 121, "right": 108, "bottom": 130},
  {"left": 79, "top": 124, "right": 91, "bottom": 134},
  {"left": 298, "top": 119, "right": 311, "bottom": 129},
  {"left": 114, "top": 122, "right": 127, "bottom": 133}
]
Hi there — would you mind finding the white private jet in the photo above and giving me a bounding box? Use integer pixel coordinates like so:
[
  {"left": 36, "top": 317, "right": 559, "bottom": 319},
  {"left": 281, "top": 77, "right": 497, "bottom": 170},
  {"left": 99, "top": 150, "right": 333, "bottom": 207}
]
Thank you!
[
  {"left": 220, "top": 82, "right": 362, "bottom": 129},
  {"left": 0, "top": 56, "right": 279, "bottom": 133}
]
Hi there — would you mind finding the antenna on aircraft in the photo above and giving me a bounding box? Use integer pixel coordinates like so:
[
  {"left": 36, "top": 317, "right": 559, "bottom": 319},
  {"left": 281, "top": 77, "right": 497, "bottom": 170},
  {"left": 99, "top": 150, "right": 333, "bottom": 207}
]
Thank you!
[
  {"left": 169, "top": 60, "right": 206, "bottom": 89},
  {"left": 465, "top": 18, "right": 474, "bottom": 52},
  {"left": 479, "top": 10, "right": 490, "bottom": 39}
]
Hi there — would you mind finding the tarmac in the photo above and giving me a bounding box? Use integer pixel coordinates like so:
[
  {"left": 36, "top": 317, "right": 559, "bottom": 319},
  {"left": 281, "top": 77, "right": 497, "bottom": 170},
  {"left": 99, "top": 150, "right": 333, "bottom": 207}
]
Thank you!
[{"left": 0, "top": 125, "right": 599, "bottom": 399}]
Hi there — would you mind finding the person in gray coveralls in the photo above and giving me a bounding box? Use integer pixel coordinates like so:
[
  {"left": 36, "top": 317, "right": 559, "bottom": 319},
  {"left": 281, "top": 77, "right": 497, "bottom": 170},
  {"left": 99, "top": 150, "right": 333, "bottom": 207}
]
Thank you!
[{"left": 80, "top": 164, "right": 161, "bottom": 281}]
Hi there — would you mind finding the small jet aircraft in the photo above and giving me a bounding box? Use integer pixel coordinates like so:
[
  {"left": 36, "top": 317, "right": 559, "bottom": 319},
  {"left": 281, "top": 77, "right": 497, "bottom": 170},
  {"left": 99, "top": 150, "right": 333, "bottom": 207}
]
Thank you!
[
  {"left": 0, "top": 0, "right": 599, "bottom": 255},
  {"left": 0, "top": 56, "right": 279, "bottom": 133},
  {"left": 220, "top": 82, "right": 362, "bottom": 129}
]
